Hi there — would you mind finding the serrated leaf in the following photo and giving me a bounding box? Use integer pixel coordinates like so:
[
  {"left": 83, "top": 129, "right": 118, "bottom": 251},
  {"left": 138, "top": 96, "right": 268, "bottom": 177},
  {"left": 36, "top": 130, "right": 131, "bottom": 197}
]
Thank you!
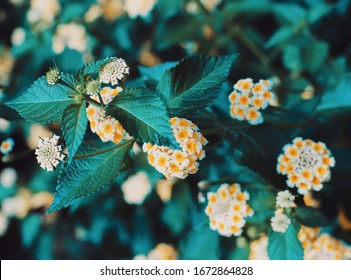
[
  {"left": 138, "top": 61, "right": 178, "bottom": 90},
  {"left": 268, "top": 219, "right": 303, "bottom": 260},
  {"left": 293, "top": 207, "right": 330, "bottom": 228},
  {"left": 60, "top": 72, "right": 79, "bottom": 89},
  {"left": 46, "top": 140, "right": 134, "bottom": 214},
  {"left": 6, "top": 77, "right": 73, "bottom": 124},
  {"left": 61, "top": 102, "right": 88, "bottom": 162},
  {"left": 76, "top": 57, "right": 117, "bottom": 81},
  {"left": 106, "top": 88, "right": 178, "bottom": 148},
  {"left": 157, "top": 54, "right": 238, "bottom": 116}
]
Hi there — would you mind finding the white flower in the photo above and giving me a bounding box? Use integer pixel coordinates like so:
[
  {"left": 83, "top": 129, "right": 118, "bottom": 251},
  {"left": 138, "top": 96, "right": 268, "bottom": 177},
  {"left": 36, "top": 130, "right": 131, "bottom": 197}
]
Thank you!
[
  {"left": 271, "top": 212, "right": 291, "bottom": 233},
  {"left": 124, "top": 0, "right": 156, "bottom": 19},
  {"left": 35, "top": 135, "right": 65, "bottom": 171},
  {"left": 52, "top": 23, "right": 87, "bottom": 54},
  {"left": 11, "top": 27, "right": 26, "bottom": 46},
  {"left": 121, "top": 172, "right": 151, "bottom": 205},
  {"left": 276, "top": 190, "right": 295, "bottom": 209},
  {"left": 0, "top": 168, "right": 17, "bottom": 188},
  {"left": 99, "top": 58, "right": 129, "bottom": 85},
  {"left": 0, "top": 212, "right": 9, "bottom": 237},
  {"left": 0, "top": 118, "right": 10, "bottom": 132}
]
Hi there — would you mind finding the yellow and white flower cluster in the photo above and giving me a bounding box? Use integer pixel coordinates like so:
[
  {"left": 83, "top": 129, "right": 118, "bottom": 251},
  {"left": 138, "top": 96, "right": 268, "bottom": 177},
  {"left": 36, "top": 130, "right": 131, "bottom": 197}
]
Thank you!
[
  {"left": 249, "top": 235, "right": 269, "bottom": 260},
  {"left": 298, "top": 226, "right": 321, "bottom": 251},
  {"left": 52, "top": 23, "right": 88, "bottom": 54},
  {"left": 277, "top": 138, "right": 335, "bottom": 194},
  {"left": 121, "top": 172, "right": 151, "bottom": 205},
  {"left": 304, "top": 233, "right": 351, "bottom": 260},
  {"left": 35, "top": 135, "right": 65, "bottom": 171},
  {"left": 205, "top": 183, "right": 254, "bottom": 237},
  {"left": 99, "top": 58, "right": 129, "bottom": 86},
  {"left": 142, "top": 117, "right": 208, "bottom": 179},
  {"left": 86, "top": 87, "right": 125, "bottom": 144},
  {"left": 134, "top": 243, "right": 178, "bottom": 260},
  {"left": 124, "top": 0, "right": 157, "bottom": 19},
  {"left": 228, "top": 78, "right": 274, "bottom": 125}
]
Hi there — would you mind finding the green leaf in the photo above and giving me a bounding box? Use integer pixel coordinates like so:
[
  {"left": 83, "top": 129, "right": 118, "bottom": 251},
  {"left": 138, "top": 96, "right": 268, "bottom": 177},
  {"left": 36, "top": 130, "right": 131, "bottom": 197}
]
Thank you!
[
  {"left": 46, "top": 140, "right": 134, "bottom": 214},
  {"left": 317, "top": 73, "right": 351, "bottom": 116},
  {"left": 157, "top": 54, "right": 238, "bottom": 116},
  {"left": 293, "top": 207, "right": 330, "bottom": 228},
  {"left": 5, "top": 77, "right": 73, "bottom": 124},
  {"left": 265, "top": 27, "right": 295, "bottom": 48},
  {"left": 305, "top": 41, "right": 329, "bottom": 72},
  {"left": 21, "top": 214, "right": 42, "bottom": 247},
  {"left": 60, "top": 72, "right": 79, "bottom": 89},
  {"left": 75, "top": 57, "right": 117, "bottom": 81},
  {"left": 268, "top": 219, "right": 304, "bottom": 260},
  {"left": 272, "top": 4, "right": 307, "bottom": 25},
  {"left": 106, "top": 88, "right": 178, "bottom": 148},
  {"left": 308, "top": 4, "right": 333, "bottom": 23},
  {"left": 138, "top": 62, "right": 178, "bottom": 90},
  {"left": 61, "top": 102, "right": 88, "bottom": 162},
  {"left": 180, "top": 226, "right": 220, "bottom": 260}
]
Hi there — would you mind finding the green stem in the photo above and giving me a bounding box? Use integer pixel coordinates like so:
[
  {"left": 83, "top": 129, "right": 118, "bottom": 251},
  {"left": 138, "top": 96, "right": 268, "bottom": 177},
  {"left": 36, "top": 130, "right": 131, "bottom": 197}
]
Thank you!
[
  {"left": 96, "top": 91, "right": 105, "bottom": 107},
  {"left": 86, "top": 97, "right": 105, "bottom": 109}
]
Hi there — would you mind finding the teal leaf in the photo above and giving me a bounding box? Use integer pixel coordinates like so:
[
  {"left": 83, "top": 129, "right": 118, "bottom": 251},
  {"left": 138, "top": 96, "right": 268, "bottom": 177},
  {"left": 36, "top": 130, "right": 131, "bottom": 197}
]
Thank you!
[
  {"left": 21, "top": 214, "right": 42, "bottom": 247},
  {"left": 60, "top": 72, "right": 79, "bottom": 89},
  {"left": 5, "top": 77, "right": 73, "bottom": 124},
  {"left": 293, "top": 207, "right": 330, "bottom": 228},
  {"left": 272, "top": 4, "right": 307, "bottom": 25},
  {"left": 268, "top": 219, "right": 304, "bottom": 260},
  {"left": 265, "top": 27, "right": 295, "bottom": 48},
  {"left": 61, "top": 102, "right": 88, "bottom": 162},
  {"left": 106, "top": 88, "right": 178, "bottom": 148},
  {"left": 317, "top": 73, "right": 351, "bottom": 117},
  {"left": 46, "top": 140, "right": 134, "bottom": 214},
  {"left": 157, "top": 54, "right": 238, "bottom": 116},
  {"left": 138, "top": 61, "right": 178, "bottom": 90},
  {"left": 76, "top": 57, "right": 117, "bottom": 81}
]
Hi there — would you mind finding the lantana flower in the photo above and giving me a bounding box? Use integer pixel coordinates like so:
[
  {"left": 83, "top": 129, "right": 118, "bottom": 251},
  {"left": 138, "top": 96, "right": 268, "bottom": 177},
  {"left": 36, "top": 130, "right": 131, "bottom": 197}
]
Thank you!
[
  {"left": 276, "top": 137, "right": 335, "bottom": 194},
  {"left": 35, "top": 135, "right": 65, "bottom": 171},
  {"left": 228, "top": 78, "right": 274, "bottom": 125},
  {"left": 0, "top": 138, "right": 15, "bottom": 155},
  {"left": 99, "top": 58, "right": 129, "bottom": 86}
]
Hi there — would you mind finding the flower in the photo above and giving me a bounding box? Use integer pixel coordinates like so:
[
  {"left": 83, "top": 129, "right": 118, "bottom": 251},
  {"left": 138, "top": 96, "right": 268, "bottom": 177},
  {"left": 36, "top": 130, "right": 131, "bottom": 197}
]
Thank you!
[
  {"left": 276, "top": 190, "right": 295, "bottom": 209},
  {"left": 27, "top": 124, "right": 53, "bottom": 149},
  {"left": 0, "top": 212, "right": 9, "bottom": 237},
  {"left": 249, "top": 235, "right": 269, "bottom": 260},
  {"left": 147, "top": 243, "right": 178, "bottom": 260},
  {"left": 270, "top": 210, "right": 291, "bottom": 233},
  {"left": 35, "top": 135, "right": 65, "bottom": 171},
  {"left": 143, "top": 117, "right": 208, "bottom": 179},
  {"left": 99, "top": 58, "right": 129, "bottom": 85},
  {"left": 86, "top": 87, "right": 126, "bottom": 144},
  {"left": 298, "top": 226, "right": 321, "bottom": 251},
  {"left": 1, "top": 138, "right": 15, "bottom": 155},
  {"left": 205, "top": 183, "right": 254, "bottom": 237},
  {"left": 200, "top": 0, "right": 222, "bottom": 11},
  {"left": 156, "top": 179, "right": 176, "bottom": 202},
  {"left": 228, "top": 78, "right": 274, "bottom": 125},
  {"left": 0, "top": 168, "right": 17, "bottom": 188},
  {"left": 124, "top": 0, "right": 156, "bottom": 19},
  {"left": 276, "top": 138, "right": 335, "bottom": 194},
  {"left": 1, "top": 189, "right": 31, "bottom": 219},
  {"left": 0, "top": 48, "right": 15, "bottom": 87},
  {"left": 27, "top": 0, "right": 60, "bottom": 30},
  {"left": 121, "top": 172, "right": 151, "bottom": 205},
  {"left": 0, "top": 118, "right": 10, "bottom": 132},
  {"left": 52, "top": 23, "right": 87, "bottom": 54},
  {"left": 304, "top": 234, "right": 351, "bottom": 260},
  {"left": 11, "top": 27, "right": 26, "bottom": 46},
  {"left": 45, "top": 66, "right": 61, "bottom": 85}
]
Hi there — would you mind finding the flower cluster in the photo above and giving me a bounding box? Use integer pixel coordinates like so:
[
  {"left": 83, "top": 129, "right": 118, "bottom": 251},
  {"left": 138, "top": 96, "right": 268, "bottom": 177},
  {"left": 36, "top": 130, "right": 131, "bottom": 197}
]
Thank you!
[
  {"left": 35, "top": 135, "right": 65, "bottom": 171},
  {"left": 52, "top": 22, "right": 88, "bottom": 54},
  {"left": 0, "top": 168, "right": 17, "bottom": 188},
  {"left": 228, "top": 78, "right": 274, "bottom": 125},
  {"left": 121, "top": 172, "right": 151, "bottom": 205},
  {"left": 270, "top": 191, "right": 295, "bottom": 233},
  {"left": 249, "top": 235, "right": 269, "bottom": 260},
  {"left": 200, "top": 0, "right": 222, "bottom": 11},
  {"left": 304, "top": 234, "right": 351, "bottom": 260},
  {"left": 298, "top": 226, "right": 321, "bottom": 251},
  {"left": 86, "top": 87, "right": 125, "bottom": 144},
  {"left": 142, "top": 117, "right": 208, "bottom": 179},
  {"left": 134, "top": 243, "right": 178, "bottom": 260},
  {"left": 205, "top": 183, "right": 254, "bottom": 237},
  {"left": 45, "top": 66, "right": 60, "bottom": 85},
  {"left": 277, "top": 138, "right": 335, "bottom": 194},
  {"left": 124, "top": 0, "right": 157, "bottom": 19},
  {"left": 1, "top": 138, "right": 15, "bottom": 155},
  {"left": 156, "top": 179, "right": 176, "bottom": 202},
  {"left": 27, "top": 0, "right": 60, "bottom": 30},
  {"left": 99, "top": 58, "right": 129, "bottom": 86}
]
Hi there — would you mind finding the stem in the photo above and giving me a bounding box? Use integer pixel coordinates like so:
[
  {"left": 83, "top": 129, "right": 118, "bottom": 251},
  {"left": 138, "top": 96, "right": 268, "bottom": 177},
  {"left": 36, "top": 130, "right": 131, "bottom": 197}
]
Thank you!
[
  {"left": 86, "top": 97, "right": 104, "bottom": 109},
  {"left": 96, "top": 91, "right": 105, "bottom": 107}
]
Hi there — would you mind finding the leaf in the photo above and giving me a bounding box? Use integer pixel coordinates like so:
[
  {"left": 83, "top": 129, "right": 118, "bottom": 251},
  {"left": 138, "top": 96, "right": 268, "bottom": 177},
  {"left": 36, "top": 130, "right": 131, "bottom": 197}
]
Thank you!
[
  {"left": 268, "top": 219, "right": 304, "bottom": 260},
  {"left": 61, "top": 102, "right": 88, "bottom": 162},
  {"left": 75, "top": 57, "right": 117, "bottom": 81},
  {"left": 46, "top": 140, "right": 134, "bottom": 214},
  {"left": 179, "top": 226, "right": 220, "bottom": 260},
  {"left": 317, "top": 73, "right": 351, "bottom": 116},
  {"left": 21, "top": 214, "right": 42, "bottom": 247},
  {"left": 272, "top": 4, "right": 307, "bottom": 25},
  {"left": 106, "top": 88, "right": 178, "bottom": 148},
  {"left": 157, "top": 54, "right": 238, "bottom": 116},
  {"left": 138, "top": 61, "right": 178, "bottom": 90},
  {"left": 308, "top": 4, "right": 333, "bottom": 23},
  {"left": 5, "top": 77, "right": 73, "bottom": 124},
  {"left": 293, "top": 207, "right": 330, "bottom": 228},
  {"left": 305, "top": 41, "right": 329, "bottom": 72},
  {"left": 265, "top": 27, "right": 295, "bottom": 48},
  {"left": 60, "top": 72, "right": 79, "bottom": 89}
]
